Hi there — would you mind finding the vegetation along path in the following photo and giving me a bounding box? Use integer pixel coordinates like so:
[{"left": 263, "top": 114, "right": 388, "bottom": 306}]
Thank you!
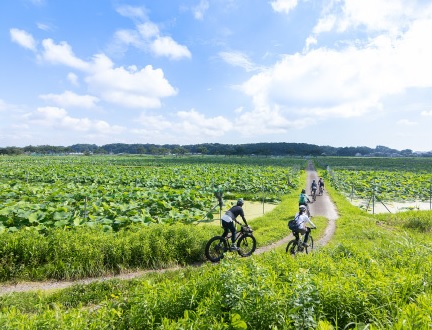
[{"left": 0, "top": 161, "right": 339, "bottom": 295}]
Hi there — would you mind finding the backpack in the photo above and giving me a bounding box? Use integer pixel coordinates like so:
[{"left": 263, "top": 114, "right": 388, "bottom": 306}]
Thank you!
[
  {"left": 299, "top": 193, "right": 307, "bottom": 204},
  {"left": 288, "top": 215, "right": 300, "bottom": 230}
]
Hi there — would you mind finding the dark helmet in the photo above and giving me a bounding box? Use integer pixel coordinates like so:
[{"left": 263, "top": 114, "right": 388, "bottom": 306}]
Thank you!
[
  {"left": 301, "top": 189, "right": 306, "bottom": 193},
  {"left": 299, "top": 205, "right": 307, "bottom": 212},
  {"left": 237, "top": 198, "right": 244, "bottom": 206}
]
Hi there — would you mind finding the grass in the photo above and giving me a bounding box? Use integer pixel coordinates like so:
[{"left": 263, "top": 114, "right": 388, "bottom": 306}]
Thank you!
[{"left": 2, "top": 171, "right": 432, "bottom": 328}]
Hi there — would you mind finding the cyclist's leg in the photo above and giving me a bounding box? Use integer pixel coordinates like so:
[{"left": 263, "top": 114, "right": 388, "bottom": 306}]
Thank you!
[
  {"left": 226, "top": 221, "right": 236, "bottom": 244},
  {"left": 303, "top": 227, "right": 311, "bottom": 244},
  {"left": 221, "top": 221, "right": 230, "bottom": 238}
]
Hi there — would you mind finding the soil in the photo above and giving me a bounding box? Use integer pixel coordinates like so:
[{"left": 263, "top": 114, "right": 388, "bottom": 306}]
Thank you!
[{"left": 0, "top": 161, "right": 338, "bottom": 295}]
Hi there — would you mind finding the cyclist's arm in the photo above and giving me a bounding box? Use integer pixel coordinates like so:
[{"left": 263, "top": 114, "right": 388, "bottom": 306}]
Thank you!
[
  {"left": 307, "top": 218, "right": 317, "bottom": 229},
  {"left": 239, "top": 210, "right": 248, "bottom": 226}
]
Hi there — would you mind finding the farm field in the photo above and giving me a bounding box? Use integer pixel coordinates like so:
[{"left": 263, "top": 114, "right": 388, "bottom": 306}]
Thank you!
[
  {"left": 0, "top": 167, "right": 431, "bottom": 329},
  {"left": 316, "top": 156, "right": 432, "bottom": 213},
  {"left": 0, "top": 155, "right": 304, "bottom": 283}
]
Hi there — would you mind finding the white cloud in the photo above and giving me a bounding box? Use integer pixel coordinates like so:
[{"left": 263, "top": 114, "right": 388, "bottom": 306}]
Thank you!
[
  {"left": 111, "top": 14, "right": 191, "bottom": 60},
  {"left": 176, "top": 109, "right": 232, "bottom": 137},
  {"left": 240, "top": 13, "right": 432, "bottom": 131},
  {"left": 135, "top": 109, "right": 233, "bottom": 138},
  {"left": 67, "top": 72, "right": 79, "bottom": 86},
  {"left": 39, "top": 91, "right": 99, "bottom": 108},
  {"left": 85, "top": 54, "right": 177, "bottom": 108},
  {"left": 137, "top": 22, "right": 159, "bottom": 39},
  {"left": 26, "top": 106, "right": 124, "bottom": 133},
  {"left": 116, "top": 5, "right": 147, "bottom": 20},
  {"left": 421, "top": 110, "right": 432, "bottom": 117},
  {"left": 313, "top": 0, "right": 432, "bottom": 36},
  {"left": 40, "top": 39, "right": 89, "bottom": 70},
  {"left": 270, "top": 0, "right": 298, "bottom": 14},
  {"left": 37, "top": 22, "right": 52, "bottom": 31},
  {"left": 10, "top": 28, "right": 37, "bottom": 51},
  {"left": 219, "top": 51, "right": 260, "bottom": 72},
  {"left": 192, "top": 0, "right": 209, "bottom": 20},
  {"left": 10, "top": 29, "right": 178, "bottom": 110},
  {"left": 150, "top": 36, "right": 192, "bottom": 60}
]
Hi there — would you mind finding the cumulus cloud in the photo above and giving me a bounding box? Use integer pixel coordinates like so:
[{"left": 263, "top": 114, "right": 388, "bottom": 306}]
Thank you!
[
  {"left": 313, "top": 0, "right": 431, "bottom": 36},
  {"left": 112, "top": 6, "right": 191, "bottom": 60},
  {"left": 270, "top": 0, "right": 298, "bottom": 14},
  {"left": 26, "top": 106, "right": 124, "bottom": 133},
  {"left": 86, "top": 54, "right": 177, "bottom": 108},
  {"left": 10, "top": 28, "right": 37, "bottom": 51},
  {"left": 40, "top": 39, "right": 89, "bottom": 70},
  {"left": 239, "top": 7, "right": 432, "bottom": 135},
  {"left": 135, "top": 109, "right": 233, "bottom": 138},
  {"left": 39, "top": 91, "right": 99, "bottom": 108},
  {"left": 10, "top": 29, "right": 178, "bottom": 110}
]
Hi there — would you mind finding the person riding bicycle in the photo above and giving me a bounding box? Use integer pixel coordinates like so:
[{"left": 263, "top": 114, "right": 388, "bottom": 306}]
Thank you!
[
  {"left": 221, "top": 198, "right": 248, "bottom": 251},
  {"left": 299, "top": 189, "right": 310, "bottom": 207},
  {"left": 318, "top": 178, "right": 325, "bottom": 194},
  {"left": 292, "top": 205, "right": 316, "bottom": 247},
  {"left": 310, "top": 180, "right": 318, "bottom": 196}
]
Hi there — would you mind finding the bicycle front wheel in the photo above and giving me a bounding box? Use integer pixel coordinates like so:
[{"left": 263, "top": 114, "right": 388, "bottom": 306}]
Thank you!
[
  {"left": 205, "top": 236, "right": 228, "bottom": 262},
  {"left": 237, "top": 234, "right": 256, "bottom": 257},
  {"left": 286, "top": 240, "right": 301, "bottom": 255},
  {"left": 304, "top": 236, "right": 314, "bottom": 254}
]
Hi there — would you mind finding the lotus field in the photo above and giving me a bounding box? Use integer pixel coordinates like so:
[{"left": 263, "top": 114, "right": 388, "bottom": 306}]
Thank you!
[
  {"left": 0, "top": 156, "right": 302, "bottom": 233},
  {"left": 317, "top": 157, "right": 432, "bottom": 202}
]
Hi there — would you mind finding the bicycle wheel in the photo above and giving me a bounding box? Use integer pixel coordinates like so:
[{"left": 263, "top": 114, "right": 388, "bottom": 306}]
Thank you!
[
  {"left": 205, "top": 236, "right": 228, "bottom": 262},
  {"left": 286, "top": 239, "right": 301, "bottom": 255},
  {"left": 237, "top": 234, "right": 256, "bottom": 257},
  {"left": 304, "top": 235, "right": 314, "bottom": 254}
]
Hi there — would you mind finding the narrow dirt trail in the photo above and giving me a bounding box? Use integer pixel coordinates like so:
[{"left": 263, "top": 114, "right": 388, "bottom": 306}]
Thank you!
[
  {"left": 254, "top": 160, "right": 339, "bottom": 254},
  {"left": 0, "top": 161, "right": 339, "bottom": 295}
]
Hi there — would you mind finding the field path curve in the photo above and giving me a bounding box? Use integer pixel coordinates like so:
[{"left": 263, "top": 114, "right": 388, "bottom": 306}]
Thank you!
[{"left": 0, "top": 161, "right": 339, "bottom": 295}]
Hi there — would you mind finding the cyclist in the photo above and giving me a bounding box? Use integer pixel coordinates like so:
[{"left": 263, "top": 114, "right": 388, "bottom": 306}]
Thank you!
[
  {"left": 293, "top": 205, "right": 316, "bottom": 247},
  {"left": 299, "top": 188, "right": 310, "bottom": 206},
  {"left": 221, "top": 198, "right": 248, "bottom": 251},
  {"left": 310, "top": 179, "right": 318, "bottom": 196},
  {"left": 318, "top": 177, "right": 325, "bottom": 195}
]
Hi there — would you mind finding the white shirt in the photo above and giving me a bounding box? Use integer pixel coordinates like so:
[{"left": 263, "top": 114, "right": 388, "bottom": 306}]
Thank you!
[{"left": 294, "top": 212, "right": 316, "bottom": 230}]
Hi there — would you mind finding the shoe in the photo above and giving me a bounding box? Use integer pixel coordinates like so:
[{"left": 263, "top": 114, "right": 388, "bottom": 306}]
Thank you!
[
  {"left": 230, "top": 245, "right": 239, "bottom": 251},
  {"left": 302, "top": 242, "right": 309, "bottom": 247}
]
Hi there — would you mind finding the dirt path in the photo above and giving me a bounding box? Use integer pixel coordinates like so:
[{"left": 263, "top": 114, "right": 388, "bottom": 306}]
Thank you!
[
  {"left": 254, "top": 160, "right": 339, "bottom": 254},
  {"left": 0, "top": 162, "right": 338, "bottom": 295}
]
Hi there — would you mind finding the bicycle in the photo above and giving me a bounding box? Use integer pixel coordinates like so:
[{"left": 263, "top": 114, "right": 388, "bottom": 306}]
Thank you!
[
  {"left": 205, "top": 225, "right": 256, "bottom": 262},
  {"left": 319, "top": 185, "right": 324, "bottom": 196},
  {"left": 311, "top": 189, "right": 317, "bottom": 201},
  {"left": 285, "top": 228, "right": 314, "bottom": 255}
]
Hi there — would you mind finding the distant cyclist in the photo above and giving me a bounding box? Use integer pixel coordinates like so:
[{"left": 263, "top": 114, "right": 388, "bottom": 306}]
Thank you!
[
  {"left": 310, "top": 180, "right": 318, "bottom": 196},
  {"left": 221, "top": 198, "right": 248, "bottom": 251},
  {"left": 293, "top": 205, "right": 316, "bottom": 247},
  {"left": 318, "top": 177, "right": 325, "bottom": 195}
]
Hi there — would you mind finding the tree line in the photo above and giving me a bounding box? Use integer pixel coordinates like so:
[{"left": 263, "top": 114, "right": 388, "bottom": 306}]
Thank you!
[{"left": 1, "top": 143, "right": 429, "bottom": 157}]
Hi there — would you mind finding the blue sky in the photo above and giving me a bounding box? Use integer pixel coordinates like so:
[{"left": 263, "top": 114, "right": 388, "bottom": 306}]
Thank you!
[{"left": 1, "top": 0, "right": 432, "bottom": 151}]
